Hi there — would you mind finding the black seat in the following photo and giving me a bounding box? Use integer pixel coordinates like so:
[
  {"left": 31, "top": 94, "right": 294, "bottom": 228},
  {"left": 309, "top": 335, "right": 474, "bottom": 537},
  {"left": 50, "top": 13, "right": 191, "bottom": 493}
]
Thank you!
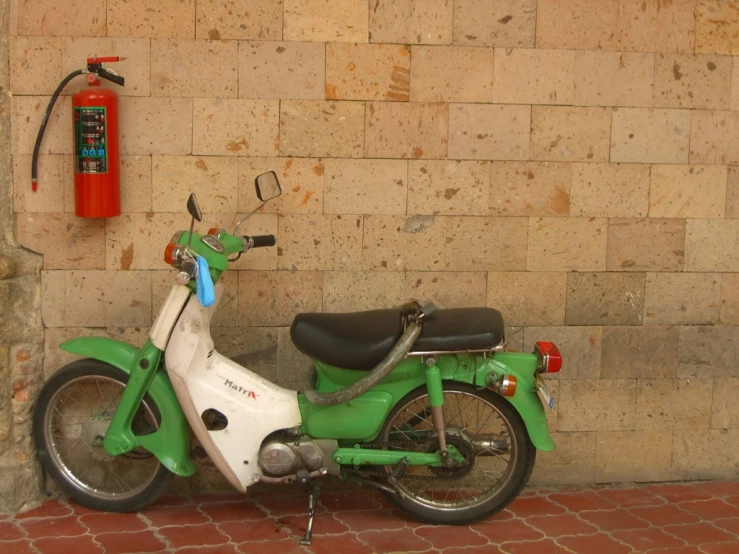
[{"left": 290, "top": 307, "right": 505, "bottom": 371}]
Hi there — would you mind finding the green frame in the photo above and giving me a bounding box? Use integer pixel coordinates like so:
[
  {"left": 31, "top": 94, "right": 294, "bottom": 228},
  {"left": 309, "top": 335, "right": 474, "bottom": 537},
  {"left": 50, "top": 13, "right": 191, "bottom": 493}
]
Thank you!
[
  {"left": 332, "top": 444, "right": 464, "bottom": 466},
  {"left": 58, "top": 333, "right": 554, "bottom": 482}
]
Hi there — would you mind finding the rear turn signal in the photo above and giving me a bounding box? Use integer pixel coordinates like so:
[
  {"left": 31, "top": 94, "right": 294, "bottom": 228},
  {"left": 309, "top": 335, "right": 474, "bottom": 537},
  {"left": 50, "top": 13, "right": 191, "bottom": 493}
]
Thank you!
[
  {"left": 486, "top": 373, "right": 517, "bottom": 397},
  {"left": 535, "top": 341, "right": 562, "bottom": 374},
  {"left": 498, "top": 375, "right": 517, "bottom": 397}
]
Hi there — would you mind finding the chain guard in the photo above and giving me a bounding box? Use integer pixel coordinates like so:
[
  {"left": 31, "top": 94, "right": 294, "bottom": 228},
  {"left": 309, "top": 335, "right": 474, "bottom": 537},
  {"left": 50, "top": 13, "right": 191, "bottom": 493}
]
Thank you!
[{"left": 351, "top": 430, "right": 476, "bottom": 482}]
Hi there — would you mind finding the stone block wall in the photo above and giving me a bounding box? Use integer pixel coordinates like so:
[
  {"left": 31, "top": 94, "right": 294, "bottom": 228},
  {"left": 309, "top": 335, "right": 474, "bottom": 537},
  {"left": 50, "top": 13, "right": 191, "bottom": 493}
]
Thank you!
[
  {"left": 1, "top": 0, "right": 44, "bottom": 511},
  {"left": 4, "top": 0, "right": 739, "bottom": 501}
]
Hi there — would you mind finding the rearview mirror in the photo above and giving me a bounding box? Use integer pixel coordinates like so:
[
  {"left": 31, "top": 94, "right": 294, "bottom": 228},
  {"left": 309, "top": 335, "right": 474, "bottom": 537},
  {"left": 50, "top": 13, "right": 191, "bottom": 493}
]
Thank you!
[
  {"left": 234, "top": 172, "right": 283, "bottom": 236},
  {"left": 187, "top": 193, "right": 202, "bottom": 222},
  {"left": 255, "top": 171, "right": 282, "bottom": 202}
]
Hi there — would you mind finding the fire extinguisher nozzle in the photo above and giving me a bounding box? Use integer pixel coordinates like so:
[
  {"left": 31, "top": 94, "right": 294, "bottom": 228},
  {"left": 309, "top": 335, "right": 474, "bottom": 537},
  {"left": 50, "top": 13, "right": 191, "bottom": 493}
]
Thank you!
[{"left": 31, "top": 68, "right": 85, "bottom": 197}]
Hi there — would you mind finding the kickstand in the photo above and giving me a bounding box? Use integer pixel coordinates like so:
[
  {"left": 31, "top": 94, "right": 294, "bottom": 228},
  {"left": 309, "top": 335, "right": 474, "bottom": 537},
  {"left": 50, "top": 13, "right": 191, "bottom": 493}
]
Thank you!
[{"left": 298, "top": 472, "right": 321, "bottom": 545}]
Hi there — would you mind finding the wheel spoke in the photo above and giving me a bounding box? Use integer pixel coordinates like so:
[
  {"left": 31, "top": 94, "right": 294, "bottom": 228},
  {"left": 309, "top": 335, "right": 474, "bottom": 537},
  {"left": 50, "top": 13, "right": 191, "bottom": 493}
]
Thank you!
[
  {"left": 99, "top": 387, "right": 124, "bottom": 418},
  {"left": 108, "top": 465, "right": 134, "bottom": 493},
  {"left": 466, "top": 406, "right": 498, "bottom": 436},
  {"left": 53, "top": 406, "right": 82, "bottom": 427},
  {"left": 390, "top": 425, "right": 416, "bottom": 446},
  {"left": 380, "top": 388, "right": 520, "bottom": 512},
  {"left": 96, "top": 380, "right": 105, "bottom": 404},
  {"left": 58, "top": 386, "right": 87, "bottom": 415},
  {"left": 66, "top": 438, "right": 84, "bottom": 457},
  {"left": 403, "top": 407, "right": 434, "bottom": 429}
]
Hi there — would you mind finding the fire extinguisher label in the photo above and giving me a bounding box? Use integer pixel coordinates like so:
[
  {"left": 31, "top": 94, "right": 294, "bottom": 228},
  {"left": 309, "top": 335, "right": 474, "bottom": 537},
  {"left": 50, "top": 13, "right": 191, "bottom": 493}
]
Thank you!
[{"left": 74, "top": 107, "right": 108, "bottom": 174}]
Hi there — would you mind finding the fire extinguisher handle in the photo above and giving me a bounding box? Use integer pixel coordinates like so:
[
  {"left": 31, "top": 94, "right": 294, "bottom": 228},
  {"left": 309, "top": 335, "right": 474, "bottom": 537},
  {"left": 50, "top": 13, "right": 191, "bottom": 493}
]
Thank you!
[{"left": 98, "top": 68, "right": 125, "bottom": 87}]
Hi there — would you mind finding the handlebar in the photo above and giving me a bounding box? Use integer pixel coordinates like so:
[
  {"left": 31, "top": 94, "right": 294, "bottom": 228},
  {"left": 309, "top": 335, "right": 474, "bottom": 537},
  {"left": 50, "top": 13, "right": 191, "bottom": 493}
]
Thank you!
[
  {"left": 181, "top": 257, "right": 197, "bottom": 278},
  {"left": 174, "top": 257, "right": 197, "bottom": 285},
  {"left": 246, "top": 235, "right": 276, "bottom": 249}
]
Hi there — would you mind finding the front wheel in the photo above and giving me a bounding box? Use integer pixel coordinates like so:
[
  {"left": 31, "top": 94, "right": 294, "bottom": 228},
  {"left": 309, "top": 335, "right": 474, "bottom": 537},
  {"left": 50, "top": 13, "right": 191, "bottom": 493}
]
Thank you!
[
  {"left": 377, "top": 382, "right": 536, "bottom": 525},
  {"left": 33, "top": 360, "right": 173, "bottom": 512}
]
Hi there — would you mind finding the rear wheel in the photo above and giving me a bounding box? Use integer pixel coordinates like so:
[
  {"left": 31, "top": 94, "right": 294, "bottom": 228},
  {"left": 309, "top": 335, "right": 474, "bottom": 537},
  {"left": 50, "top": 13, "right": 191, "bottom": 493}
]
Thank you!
[
  {"left": 33, "top": 360, "right": 173, "bottom": 512},
  {"left": 377, "top": 382, "right": 535, "bottom": 525}
]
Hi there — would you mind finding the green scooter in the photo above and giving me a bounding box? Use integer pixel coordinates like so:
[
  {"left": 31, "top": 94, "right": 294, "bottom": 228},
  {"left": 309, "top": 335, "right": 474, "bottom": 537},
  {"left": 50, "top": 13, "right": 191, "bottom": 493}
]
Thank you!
[{"left": 32, "top": 171, "right": 560, "bottom": 543}]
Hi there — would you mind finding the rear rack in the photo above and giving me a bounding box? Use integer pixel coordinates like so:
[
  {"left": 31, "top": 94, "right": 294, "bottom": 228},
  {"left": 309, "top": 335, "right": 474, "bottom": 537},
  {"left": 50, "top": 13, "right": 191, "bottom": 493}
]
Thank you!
[{"left": 406, "top": 342, "right": 507, "bottom": 357}]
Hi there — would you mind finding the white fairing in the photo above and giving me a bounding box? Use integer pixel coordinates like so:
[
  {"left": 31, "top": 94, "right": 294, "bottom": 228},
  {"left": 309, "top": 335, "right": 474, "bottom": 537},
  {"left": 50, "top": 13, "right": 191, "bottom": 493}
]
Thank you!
[
  {"left": 165, "top": 284, "right": 302, "bottom": 491},
  {"left": 150, "top": 285, "right": 191, "bottom": 350}
]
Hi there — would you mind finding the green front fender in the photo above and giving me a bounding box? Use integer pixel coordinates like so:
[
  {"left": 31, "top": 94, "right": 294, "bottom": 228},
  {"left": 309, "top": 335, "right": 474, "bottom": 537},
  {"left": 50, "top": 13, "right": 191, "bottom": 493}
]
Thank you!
[
  {"left": 60, "top": 337, "right": 195, "bottom": 476},
  {"left": 476, "top": 352, "right": 555, "bottom": 452}
]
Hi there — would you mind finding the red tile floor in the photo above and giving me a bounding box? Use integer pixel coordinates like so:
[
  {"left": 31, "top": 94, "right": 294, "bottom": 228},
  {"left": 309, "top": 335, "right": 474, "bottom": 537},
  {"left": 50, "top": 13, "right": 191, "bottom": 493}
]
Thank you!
[{"left": 2, "top": 482, "right": 739, "bottom": 553}]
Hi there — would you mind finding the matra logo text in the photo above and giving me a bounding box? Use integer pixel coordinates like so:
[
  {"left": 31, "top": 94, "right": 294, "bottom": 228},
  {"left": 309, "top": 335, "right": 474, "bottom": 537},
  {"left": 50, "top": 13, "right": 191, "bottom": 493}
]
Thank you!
[{"left": 224, "top": 379, "right": 257, "bottom": 399}]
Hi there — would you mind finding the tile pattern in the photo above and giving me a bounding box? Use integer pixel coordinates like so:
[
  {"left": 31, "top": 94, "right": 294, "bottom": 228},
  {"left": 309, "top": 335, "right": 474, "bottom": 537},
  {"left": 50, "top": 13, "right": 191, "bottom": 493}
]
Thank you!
[{"left": 5, "top": 483, "right": 739, "bottom": 553}]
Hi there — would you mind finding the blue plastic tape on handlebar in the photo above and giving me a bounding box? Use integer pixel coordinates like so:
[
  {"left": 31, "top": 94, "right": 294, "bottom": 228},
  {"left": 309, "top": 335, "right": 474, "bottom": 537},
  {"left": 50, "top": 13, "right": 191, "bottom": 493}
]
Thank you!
[{"left": 196, "top": 255, "right": 216, "bottom": 307}]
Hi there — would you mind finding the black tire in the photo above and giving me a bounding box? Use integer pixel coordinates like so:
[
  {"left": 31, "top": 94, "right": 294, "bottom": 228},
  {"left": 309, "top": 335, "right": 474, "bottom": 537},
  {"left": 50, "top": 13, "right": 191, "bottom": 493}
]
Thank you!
[
  {"left": 378, "top": 382, "right": 536, "bottom": 525},
  {"left": 33, "top": 360, "right": 173, "bottom": 512}
]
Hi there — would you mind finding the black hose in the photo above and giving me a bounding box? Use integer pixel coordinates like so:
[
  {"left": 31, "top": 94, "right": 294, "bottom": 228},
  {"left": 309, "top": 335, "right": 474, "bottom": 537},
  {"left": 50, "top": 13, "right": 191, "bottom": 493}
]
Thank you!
[{"left": 31, "top": 69, "right": 85, "bottom": 191}]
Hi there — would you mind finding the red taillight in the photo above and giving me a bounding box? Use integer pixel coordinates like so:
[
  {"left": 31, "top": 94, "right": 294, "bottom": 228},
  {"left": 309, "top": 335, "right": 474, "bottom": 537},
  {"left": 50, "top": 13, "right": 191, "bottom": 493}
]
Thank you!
[
  {"left": 535, "top": 341, "right": 562, "bottom": 373},
  {"left": 164, "top": 242, "right": 180, "bottom": 266}
]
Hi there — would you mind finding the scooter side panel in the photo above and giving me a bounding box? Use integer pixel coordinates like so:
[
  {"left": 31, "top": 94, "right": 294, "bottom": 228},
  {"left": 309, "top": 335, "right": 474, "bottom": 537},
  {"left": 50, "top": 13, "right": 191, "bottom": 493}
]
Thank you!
[
  {"left": 166, "top": 292, "right": 303, "bottom": 491},
  {"left": 299, "top": 357, "right": 443, "bottom": 442},
  {"left": 300, "top": 391, "right": 394, "bottom": 440}
]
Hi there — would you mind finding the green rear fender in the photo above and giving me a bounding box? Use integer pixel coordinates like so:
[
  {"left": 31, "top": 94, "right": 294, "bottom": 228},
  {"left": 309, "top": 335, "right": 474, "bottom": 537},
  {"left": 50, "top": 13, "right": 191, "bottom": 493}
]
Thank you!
[
  {"left": 60, "top": 337, "right": 195, "bottom": 476},
  {"left": 476, "top": 352, "right": 555, "bottom": 452}
]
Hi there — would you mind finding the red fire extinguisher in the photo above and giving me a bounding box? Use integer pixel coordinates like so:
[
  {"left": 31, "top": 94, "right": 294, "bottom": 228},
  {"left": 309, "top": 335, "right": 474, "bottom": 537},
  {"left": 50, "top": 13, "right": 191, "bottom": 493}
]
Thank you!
[{"left": 32, "top": 56, "right": 125, "bottom": 218}]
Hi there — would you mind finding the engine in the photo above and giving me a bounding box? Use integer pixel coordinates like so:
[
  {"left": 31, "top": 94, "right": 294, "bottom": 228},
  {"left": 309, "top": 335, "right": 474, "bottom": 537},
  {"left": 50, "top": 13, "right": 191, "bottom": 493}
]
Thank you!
[{"left": 258, "top": 437, "right": 338, "bottom": 477}]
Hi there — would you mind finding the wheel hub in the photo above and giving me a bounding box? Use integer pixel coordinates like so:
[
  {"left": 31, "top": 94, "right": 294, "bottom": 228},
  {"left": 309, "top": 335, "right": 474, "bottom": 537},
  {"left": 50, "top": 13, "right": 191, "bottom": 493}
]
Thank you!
[
  {"left": 81, "top": 419, "right": 114, "bottom": 462},
  {"left": 430, "top": 430, "right": 476, "bottom": 480}
]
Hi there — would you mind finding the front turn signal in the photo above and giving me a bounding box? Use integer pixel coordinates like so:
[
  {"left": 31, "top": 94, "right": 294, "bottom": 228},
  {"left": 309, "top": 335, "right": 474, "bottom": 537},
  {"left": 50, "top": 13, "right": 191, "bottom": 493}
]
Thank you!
[{"left": 163, "top": 242, "right": 181, "bottom": 266}]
